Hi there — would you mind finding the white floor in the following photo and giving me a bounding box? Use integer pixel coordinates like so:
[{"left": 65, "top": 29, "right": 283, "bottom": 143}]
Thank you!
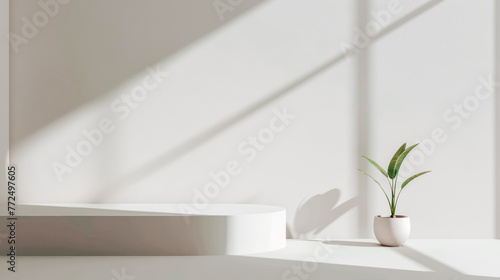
[{"left": 1, "top": 239, "right": 499, "bottom": 280}]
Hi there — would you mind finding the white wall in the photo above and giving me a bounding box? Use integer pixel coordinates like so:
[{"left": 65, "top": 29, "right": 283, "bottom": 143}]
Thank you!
[
  {"left": 369, "top": 0, "right": 495, "bottom": 238},
  {"left": 0, "top": 0, "right": 8, "bottom": 210},
  {"left": 9, "top": 0, "right": 496, "bottom": 238},
  {"left": 496, "top": 0, "right": 500, "bottom": 239}
]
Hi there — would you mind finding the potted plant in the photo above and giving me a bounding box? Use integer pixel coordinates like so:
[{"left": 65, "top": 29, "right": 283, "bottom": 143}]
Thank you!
[{"left": 358, "top": 143, "right": 431, "bottom": 246}]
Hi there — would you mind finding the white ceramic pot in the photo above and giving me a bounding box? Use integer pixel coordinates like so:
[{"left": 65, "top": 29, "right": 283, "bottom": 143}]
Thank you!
[{"left": 373, "top": 215, "right": 410, "bottom": 247}]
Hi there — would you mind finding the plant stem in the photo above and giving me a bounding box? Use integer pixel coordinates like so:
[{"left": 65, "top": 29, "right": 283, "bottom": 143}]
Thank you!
[
  {"left": 383, "top": 177, "right": 394, "bottom": 215},
  {"left": 394, "top": 188, "right": 403, "bottom": 213},
  {"left": 385, "top": 177, "right": 392, "bottom": 191},
  {"left": 391, "top": 178, "right": 396, "bottom": 216},
  {"left": 393, "top": 174, "right": 399, "bottom": 217},
  {"left": 380, "top": 187, "right": 392, "bottom": 211}
]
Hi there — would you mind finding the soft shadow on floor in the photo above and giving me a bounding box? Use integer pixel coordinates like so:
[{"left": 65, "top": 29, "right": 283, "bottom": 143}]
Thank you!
[{"left": 320, "top": 240, "right": 468, "bottom": 279}]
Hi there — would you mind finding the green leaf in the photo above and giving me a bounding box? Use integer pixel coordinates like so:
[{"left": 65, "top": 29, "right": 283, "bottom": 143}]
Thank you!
[
  {"left": 361, "top": 156, "right": 388, "bottom": 178},
  {"left": 393, "top": 144, "right": 419, "bottom": 178},
  {"left": 401, "top": 171, "right": 431, "bottom": 189},
  {"left": 358, "top": 169, "right": 392, "bottom": 208},
  {"left": 388, "top": 143, "right": 406, "bottom": 179},
  {"left": 358, "top": 169, "right": 382, "bottom": 188}
]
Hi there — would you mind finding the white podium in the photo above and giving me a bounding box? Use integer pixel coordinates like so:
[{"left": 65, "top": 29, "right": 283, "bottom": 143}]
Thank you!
[{"left": 0, "top": 204, "right": 286, "bottom": 256}]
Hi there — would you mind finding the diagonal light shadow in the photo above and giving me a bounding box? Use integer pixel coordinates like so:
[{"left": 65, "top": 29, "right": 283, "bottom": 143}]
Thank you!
[
  {"left": 369, "top": 0, "right": 445, "bottom": 46},
  {"left": 394, "top": 245, "right": 465, "bottom": 278},
  {"left": 10, "top": 0, "right": 268, "bottom": 143},
  {"left": 92, "top": 0, "right": 446, "bottom": 202},
  {"left": 92, "top": 52, "right": 349, "bottom": 202},
  {"left": 317, "top": 240, "right": 496, "bottom": 279}
]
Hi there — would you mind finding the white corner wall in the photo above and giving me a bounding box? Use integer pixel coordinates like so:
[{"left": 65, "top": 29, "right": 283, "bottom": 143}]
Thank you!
[{"left": 8, "top": 0, "right": 497, "bottom": 239}]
